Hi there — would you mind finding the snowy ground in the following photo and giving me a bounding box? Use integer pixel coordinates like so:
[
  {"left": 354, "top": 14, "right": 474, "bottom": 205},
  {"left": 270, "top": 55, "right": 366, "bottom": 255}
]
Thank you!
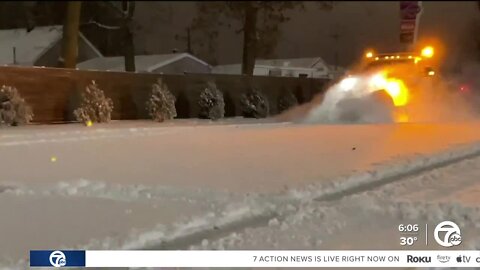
[
  {"left": 193, "top": 152, "right": 480, "bottom": 251},
  {"left": 2, "top": 119, "right": 480, "bottom": 269}
]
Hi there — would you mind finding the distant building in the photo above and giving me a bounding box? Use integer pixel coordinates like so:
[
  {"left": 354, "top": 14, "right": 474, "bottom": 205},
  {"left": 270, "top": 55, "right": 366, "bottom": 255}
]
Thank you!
[
  {"left": 212, "top": 57, "right": 332, "bottom": 79},
  {"left": 0, "top": 25, "right": 102, "bottom": 67},
  {"left": 76, "top": 53, "right": 212, "bottom": 74},
  {"left": 327, "top": 65, "right": 348, "bottom": 80}
]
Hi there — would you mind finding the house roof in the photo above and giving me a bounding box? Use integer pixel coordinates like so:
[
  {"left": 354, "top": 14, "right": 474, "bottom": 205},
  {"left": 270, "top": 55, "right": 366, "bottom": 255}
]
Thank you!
[
  {"left": 0, "top": 25, "right": 102, "bottom": 66},
  {"left": 76, "top": 53, "right": 211, "bottom": 72},
  {"left": 327, "top": 65, "right": 347, "bottom": 72},
  {"left": 255, "top": 57, "right": 328, "bottom": 69},
  {"left": 212, "top": 57, "right": 329, "bottom": 73}
]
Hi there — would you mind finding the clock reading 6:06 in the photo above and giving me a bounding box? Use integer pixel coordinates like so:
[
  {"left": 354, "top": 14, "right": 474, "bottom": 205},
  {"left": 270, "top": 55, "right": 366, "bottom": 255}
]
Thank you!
[{"left": 398, "top": 224, "right": 419, "bottom": 232}]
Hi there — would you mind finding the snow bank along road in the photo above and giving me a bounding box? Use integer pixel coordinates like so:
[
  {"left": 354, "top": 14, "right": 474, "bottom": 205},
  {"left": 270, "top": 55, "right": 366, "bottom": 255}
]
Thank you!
[{"left": 2, "top": 120, "right": 480, "bottom": 269}]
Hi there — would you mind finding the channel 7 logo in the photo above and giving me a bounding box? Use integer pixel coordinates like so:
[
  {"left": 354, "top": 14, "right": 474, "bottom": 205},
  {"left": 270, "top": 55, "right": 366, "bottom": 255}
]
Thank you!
[{"left": 434, "top": 221, "right": 462, "bottom": 247}]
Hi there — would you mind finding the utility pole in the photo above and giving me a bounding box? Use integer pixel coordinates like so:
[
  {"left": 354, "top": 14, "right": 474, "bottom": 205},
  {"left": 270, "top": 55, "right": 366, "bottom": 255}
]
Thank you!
[
  {"left": 187, "top": 27, "right": 192, "bottom": 54},
  {"left": 329, "top": 23, "right": 341, "bottom": 71},
  {"left": 175, "top": 27, "right": 193, "bottom": 54},
  {"left": 241, "top": 1, "right": 258, "bottom": 75}
]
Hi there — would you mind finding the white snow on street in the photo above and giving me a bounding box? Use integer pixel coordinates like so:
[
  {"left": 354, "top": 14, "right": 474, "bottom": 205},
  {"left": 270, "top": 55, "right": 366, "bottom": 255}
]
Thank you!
[
  {"left": 2, "top": 120, "right": 480, "bottom": 269},
  {"left": 193, "top": 152, "right": 480, "bottom": 250},
  {"left": 3, "top": 121, "right": 480, "bottom": 192},
  {"left": 189, "top": 148, "right": 480, "bottom": 270}
]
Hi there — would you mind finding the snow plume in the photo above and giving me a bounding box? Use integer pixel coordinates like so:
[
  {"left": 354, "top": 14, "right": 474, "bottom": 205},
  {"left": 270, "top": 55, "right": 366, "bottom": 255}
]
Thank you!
[
  {"left": 398, "top": 63, "right": 480, "bottom": 123},
  {"left": 278, "top": 62, "right": 480, "bottom": 124},
  {"left": 304, "top": 73, "right": 395, "bottom": 124},
  {"left": 277, "top": 70, "right": 397, "bottom": 124}
]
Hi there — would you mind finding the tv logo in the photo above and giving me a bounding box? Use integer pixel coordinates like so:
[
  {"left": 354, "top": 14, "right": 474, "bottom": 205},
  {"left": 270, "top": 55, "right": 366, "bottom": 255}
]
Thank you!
[
  {"left": 437, "top": 255, "right": 450, "bottom": 263},
  {"left": 434, "top": 221, "right": 462, "bottom": 247},
  {"left": 456, "top": 255, "right": 470, "bottom": 263},
  {"left": 49, "top": 250, "right": 66, "bottom": 267},
  {"left": 407, "top": 255, "right": 431, "bottom": 263},
  {"left": 30, "top": 250, "right": 85, "bottom": 267}
]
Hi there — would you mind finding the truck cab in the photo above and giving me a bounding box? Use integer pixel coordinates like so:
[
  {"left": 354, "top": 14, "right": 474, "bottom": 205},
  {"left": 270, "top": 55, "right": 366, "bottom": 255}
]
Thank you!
[{"left": 363, "top": 47, "right": 436, "bottom": 78}]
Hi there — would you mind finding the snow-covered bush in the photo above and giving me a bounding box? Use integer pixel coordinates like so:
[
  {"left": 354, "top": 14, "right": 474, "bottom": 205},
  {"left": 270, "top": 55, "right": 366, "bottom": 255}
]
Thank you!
[
  {"left": 0, "top": 85, "right": 34, "bottom": 126},
  {"left": 240, "top": 88, "right": 270, "bottom": 118},
  {"left": 278, "top": 88, "right": 298, "bottom": 113},
  {"left": 74, "top": 80, "right": 114, "bottom": 123},
  {"left": 198, "top": 81, "right": 225, "bottom": 120},
  {"left": 146, "top": 79, "right": 177, "bottom": 122}
]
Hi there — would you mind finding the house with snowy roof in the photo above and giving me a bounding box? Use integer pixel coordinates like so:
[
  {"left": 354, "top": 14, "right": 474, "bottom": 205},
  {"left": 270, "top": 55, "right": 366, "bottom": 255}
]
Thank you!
[
  {"left": 76, "top": 53, "right": 212, "bottom": 74},
  {"left": 327, "top": 65, "right": 348, "bottom": 79},
  {"left": 212, "top": 57, "right": 333, "bottom": 79},
  {"left": 0, "top": 25, "right": 102, "bottom": 67}
]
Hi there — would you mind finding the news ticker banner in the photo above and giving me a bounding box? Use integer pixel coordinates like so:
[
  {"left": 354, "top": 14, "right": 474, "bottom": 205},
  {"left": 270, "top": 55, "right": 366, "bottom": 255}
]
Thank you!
[{"left": 31, "top": 250, "right": 480, "bottom": 268}]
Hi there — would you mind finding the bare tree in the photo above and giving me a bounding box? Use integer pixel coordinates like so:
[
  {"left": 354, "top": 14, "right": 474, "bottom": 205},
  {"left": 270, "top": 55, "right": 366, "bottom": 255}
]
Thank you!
[
  {"left": 191, "top": 2, "right": 333, "bottom": 75},
  {"left": 61, "top": 1, "right": 82, "bottom": 68},
  {"left": 121, "top": 1, "right": 136, "bottom": 71},
  {"left": 82, "top": 1, "right": 136, "bottom": 71},
  {"left": 23, "top": 1, "right": 37, "bottom": 32}
]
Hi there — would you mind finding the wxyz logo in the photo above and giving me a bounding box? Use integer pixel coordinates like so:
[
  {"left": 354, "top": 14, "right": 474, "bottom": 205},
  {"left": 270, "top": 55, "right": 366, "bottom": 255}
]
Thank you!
[
  {"left": 49, "top": 251, "right": 66, "bottom": 267},
  {"left": 434, "top": 221, "right": 462, "bottom": 247}
]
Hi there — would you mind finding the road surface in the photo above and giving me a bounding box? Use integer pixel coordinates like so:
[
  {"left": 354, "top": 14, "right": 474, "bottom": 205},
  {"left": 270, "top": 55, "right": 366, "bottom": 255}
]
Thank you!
[{"left": 1, "top": 119, "right": 480, "bottom": 269}]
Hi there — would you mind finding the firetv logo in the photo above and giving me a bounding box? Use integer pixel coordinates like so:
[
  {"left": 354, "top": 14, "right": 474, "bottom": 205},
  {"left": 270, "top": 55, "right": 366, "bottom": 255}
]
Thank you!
[
  {"left": 434, "top": 221, "right": 462, "bottom": 247},
  {"left": 437, "top": 255, "right": 450, "bottom": 263}
]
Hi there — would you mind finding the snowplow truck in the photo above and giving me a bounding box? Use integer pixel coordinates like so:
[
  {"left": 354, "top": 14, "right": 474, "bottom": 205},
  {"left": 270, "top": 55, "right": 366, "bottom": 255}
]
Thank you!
[{"left": 335, "top": 46, "right": 437, "bottom": 123}]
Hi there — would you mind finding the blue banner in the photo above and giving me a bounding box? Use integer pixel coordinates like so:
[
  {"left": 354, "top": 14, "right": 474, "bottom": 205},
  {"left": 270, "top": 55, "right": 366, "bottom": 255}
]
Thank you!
[{"left": 30, "top": 250, "right": 85, "bottom": 267}]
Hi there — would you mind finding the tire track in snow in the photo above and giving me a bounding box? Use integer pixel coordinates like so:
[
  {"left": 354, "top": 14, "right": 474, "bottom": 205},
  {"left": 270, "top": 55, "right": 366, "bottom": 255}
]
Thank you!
[
  {"left": 138, "top": 142, "right": 480, "bottom": 250},
  {"left": 5, "top": 141, "right": 480, "bottom": 268},
  {"left": 7, "top": 141, "right": 480, "bottom": 254},
  {"left": 144, "top": 211, "right": 278, "bottom": 251},
  {"left": 315, "top": 144, "right": 480, "bottom": 202},
  {"left": 5, "top": 125, "right": 480, "bottom": 256}
]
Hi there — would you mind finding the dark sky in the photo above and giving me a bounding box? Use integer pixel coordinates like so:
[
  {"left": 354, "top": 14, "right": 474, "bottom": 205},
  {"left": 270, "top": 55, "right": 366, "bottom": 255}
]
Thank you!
[{"left": 132, "top": 1, "right": 479, "bottom": 69}]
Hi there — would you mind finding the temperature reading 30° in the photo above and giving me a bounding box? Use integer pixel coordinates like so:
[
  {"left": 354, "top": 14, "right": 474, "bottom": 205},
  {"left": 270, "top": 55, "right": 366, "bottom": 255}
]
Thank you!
[{"left": 400, "top": 236, "right": 418, "bottom": 246}]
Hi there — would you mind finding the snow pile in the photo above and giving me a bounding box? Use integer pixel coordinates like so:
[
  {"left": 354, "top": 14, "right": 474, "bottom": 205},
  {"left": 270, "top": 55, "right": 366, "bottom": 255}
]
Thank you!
[{"left": 7, "top": 178, "right": 246, "bottom": 208}]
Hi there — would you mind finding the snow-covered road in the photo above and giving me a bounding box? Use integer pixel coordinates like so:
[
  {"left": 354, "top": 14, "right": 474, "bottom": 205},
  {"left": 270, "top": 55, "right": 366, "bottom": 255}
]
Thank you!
[
  {"left": 2, "top": 120, "right": 480, "bottom": 269},
  {"left": 3, "top": 120, "right": 480, "bottom": 192},
  {"left": 195, "top": 150, "right": 480, "bottom": 251}
]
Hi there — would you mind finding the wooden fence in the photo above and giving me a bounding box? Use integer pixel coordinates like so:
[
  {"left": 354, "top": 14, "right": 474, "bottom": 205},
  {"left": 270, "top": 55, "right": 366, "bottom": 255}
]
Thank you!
[{"left": 0, "top": 66, "right": 330, "bottom": 123}]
